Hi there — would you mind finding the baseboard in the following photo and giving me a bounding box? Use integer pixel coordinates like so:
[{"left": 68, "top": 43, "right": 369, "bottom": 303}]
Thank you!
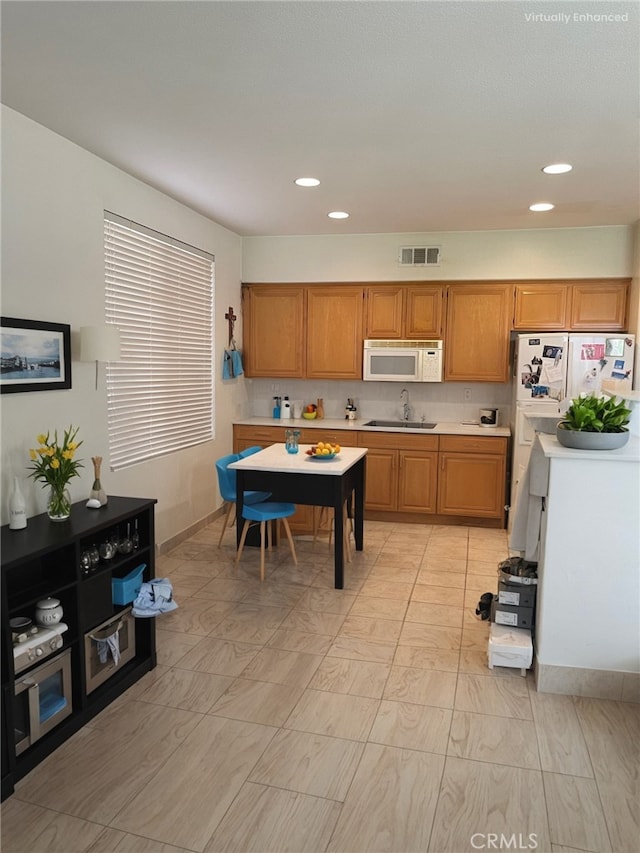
[
  {"left": 535, "top": 661, "right": 640, "bottom": 703},
  {"left": 156, "top": 507, "right": 225, "bottom": 556}
]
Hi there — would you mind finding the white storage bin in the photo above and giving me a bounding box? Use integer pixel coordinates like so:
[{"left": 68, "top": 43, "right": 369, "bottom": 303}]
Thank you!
[{"left": 488, "top": 622, "right": 533, "bottom": 675}]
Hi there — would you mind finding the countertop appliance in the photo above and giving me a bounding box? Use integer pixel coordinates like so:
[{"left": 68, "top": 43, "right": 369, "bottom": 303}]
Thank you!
[
  {"left": 363, "top": 339, "right": 443, "bottom": 382},
  {"left": 510, "top": 332, "right": 636, "bottom": 525}
]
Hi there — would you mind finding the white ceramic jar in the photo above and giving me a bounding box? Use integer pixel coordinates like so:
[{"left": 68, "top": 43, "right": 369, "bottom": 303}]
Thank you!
[{"left": 35, "top": 597, "right": 64, "bottom": 626}]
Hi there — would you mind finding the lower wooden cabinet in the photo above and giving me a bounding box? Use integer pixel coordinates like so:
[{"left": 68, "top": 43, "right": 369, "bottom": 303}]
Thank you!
[
  {"left": 357, "top": 432, "right": 438, "bottom": 515},
  {"left": 232, "top": 425, "right": 507, "bottom": 528},
  {"left": 437, "top": 436, "right": 507, "bottom": 519}
]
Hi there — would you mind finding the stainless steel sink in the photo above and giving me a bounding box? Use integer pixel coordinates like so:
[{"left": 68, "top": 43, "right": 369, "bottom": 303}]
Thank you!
[{"left": 364, "top": 420, "right": 437, "bottom": 429}]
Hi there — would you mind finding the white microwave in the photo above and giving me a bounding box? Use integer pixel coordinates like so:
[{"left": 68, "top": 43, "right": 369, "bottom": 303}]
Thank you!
[{"left": 363, "top": 340, "right": 444, "bottom": 382}]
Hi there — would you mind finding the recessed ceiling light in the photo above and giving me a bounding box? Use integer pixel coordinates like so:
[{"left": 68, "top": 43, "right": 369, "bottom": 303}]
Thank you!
[
  {"left": 542, "top": 163, "right": 573, "bottom": 174},
  {"left": 529, "top": 202, "right": 555, "bottom": 212},
  {"left": 294, "top": 177, "right": 320, "bottom": 187},
  {"left": 328, "top": 211, "right": 349, "bottom": 219}
]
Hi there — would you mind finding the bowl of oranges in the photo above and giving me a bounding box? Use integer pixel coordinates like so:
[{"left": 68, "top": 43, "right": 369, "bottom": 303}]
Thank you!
[{"left": 306, "top": 441, "right": 341, "bottom": 460}]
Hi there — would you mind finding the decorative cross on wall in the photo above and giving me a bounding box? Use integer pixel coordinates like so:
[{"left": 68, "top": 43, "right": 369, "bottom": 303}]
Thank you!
[{"left": 225, "top": 306, "right": 237, "bottom": 348}]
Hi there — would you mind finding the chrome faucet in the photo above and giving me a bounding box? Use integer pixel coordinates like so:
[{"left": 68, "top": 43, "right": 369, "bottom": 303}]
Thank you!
[{"left": 400, "top": 388, "right": 410, "bottom": 421}]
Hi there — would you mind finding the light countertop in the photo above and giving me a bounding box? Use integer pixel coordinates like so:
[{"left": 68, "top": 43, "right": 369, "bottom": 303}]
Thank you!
[
  {"left": 229, "top": 443, "right": 367, "bottom": 474},
  {"left": 234, "top": 417, "right": 511, "bottom": 438},
  {"left": 538, "top": 432, "right": 640, "bottom": 462}
]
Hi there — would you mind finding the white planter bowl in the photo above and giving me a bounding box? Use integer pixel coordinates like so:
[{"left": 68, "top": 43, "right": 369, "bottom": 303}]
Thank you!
[{"left": 556, "top": 425, "right": 630, "bottom": 451}]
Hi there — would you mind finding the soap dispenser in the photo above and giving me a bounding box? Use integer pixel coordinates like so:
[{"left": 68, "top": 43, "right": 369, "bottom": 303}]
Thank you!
[{"left": 280, "top": 396, "right": 291, "bottom": 419}]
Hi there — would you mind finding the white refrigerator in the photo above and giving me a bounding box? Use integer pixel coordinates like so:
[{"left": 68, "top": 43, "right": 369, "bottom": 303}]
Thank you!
[{"left": 509, "top": 332, "right": 635, "bottom": 527}]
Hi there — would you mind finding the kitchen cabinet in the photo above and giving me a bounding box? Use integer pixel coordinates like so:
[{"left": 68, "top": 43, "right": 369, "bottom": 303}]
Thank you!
[
  {"left": 357, "top": 431, "right": 438, "bottom": 514},
  {"left": 365, "top": 284, "right": 443, "bottom": 339},
  {"left": 306, "top": 285, "right": 363, "bottom": 379},
  {"left": 568, "top": 279, "right": 629, "bottom": 330},
  {"left": 444, "top": 283, "right": 513, "bottom": 382},
  {"left": 234, "top": 422, "right": 508, "bottom": 527},
  {"left": 513, "top": 282, "right": 570, "bottom": 330},
  {"left": 241, "top": 285, "right": 305, "bottom": 378},
  {"left": 513, "top": 279, "right": 629, "bottom": 331},
  {"left": 437, "top": 435, "right": 507, "bottom": 520},
  {"left": 242, "top": 283, "right": 363, "bottom": 380},
  {"left": 1, "top": 497, "right": 157, "bottom": 801}
]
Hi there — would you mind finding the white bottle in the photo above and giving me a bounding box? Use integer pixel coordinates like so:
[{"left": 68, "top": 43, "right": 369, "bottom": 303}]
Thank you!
[
  {"left": 9, "top": 477, "right": 27, "bottom": 530},
  {"left": 280, "top": 396, "right": 291, "bottom": 419}
]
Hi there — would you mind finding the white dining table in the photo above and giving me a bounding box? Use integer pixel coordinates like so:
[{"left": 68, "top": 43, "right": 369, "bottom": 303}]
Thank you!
[{"left": 229, "top": 444, "right": 367, "bottom": 589}]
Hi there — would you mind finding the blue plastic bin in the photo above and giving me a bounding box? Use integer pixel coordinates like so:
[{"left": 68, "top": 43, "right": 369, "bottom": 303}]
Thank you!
[{"left": 112, "top": 563, "right": 146, "bottom": 606}]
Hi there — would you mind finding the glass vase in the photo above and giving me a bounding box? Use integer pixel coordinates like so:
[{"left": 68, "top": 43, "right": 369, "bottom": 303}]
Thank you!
[
  {"left": 285, "top": 428, "right": 300, "bottom": 454},
  {"left": 47, "top": 485, "right": 72, "bottom": 521}
]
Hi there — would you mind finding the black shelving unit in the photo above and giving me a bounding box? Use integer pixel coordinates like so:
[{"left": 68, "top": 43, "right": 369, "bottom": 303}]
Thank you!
[{"left": 1, "top": 496, "right": 157, "bottom": 801}]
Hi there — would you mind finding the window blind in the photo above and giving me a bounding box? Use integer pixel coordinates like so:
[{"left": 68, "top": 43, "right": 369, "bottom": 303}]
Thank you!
[{"left": 104, "top": 212, "right": 214, "bottom": 471}]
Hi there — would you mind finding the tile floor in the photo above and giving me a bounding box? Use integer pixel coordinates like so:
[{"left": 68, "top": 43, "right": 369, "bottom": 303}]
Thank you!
[{"left": 2, "top": 519, "right": 639, "bottom": 853}]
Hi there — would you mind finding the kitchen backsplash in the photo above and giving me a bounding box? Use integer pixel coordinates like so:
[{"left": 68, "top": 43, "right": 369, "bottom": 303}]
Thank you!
[{"left": 246, "top": 379, "right": 513, "bottom": 425}]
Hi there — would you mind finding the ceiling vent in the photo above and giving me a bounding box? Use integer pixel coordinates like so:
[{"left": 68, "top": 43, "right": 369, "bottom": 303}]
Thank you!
[{"left": 399, "top": 246, "right": 441, "bottom": 266}]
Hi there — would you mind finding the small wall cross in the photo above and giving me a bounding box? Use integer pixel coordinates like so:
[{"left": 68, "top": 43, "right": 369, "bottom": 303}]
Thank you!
[{"left": 225, "top": 306, "right": 237, "bottom": 347}]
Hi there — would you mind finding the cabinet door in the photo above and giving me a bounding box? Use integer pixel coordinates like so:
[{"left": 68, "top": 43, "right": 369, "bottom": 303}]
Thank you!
[
  {"left": 365, "top": 286, "right": 404, "bottom": 338},
  {"left": 364, "top": 449, "right": 397, "bottom": 511},
  {"left": 242, "top": 285, "right": 305, "bottom": 378},
  {"left": 398, "top": 450, "right": 437, "bottom": 513},
  {"left": 404, "top": 285, "right": 443, "bottom": 338},
  {"left": 569, "top": 280, "right": 629, "bottom": 330},
  {"left": 437, "top": 452, "right": 506, "bottom": 518},
  {"left": 306, "top": 286, "right": 364, "bottom": 379},
  {"left": 444, "top": 283, "right": 512, "bottom": 382},
  {"left": 513, "top": 283, "right": 569, "bottom": 330}
]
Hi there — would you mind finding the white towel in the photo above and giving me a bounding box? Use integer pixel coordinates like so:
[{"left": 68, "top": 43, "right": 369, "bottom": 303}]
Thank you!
[{"left": 509, "top": 435, "right": 550, "bottom": 561}]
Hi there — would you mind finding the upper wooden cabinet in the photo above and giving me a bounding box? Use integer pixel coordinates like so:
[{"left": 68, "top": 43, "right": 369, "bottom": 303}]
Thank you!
[
  {"left": 444, "top": 283, "right": 513, "bottom": 382},
  {"left": 243, "top": 279, "right": 629, "bottom": 381},
  {"left": 306, "top": 285, "right": 364, "bottom": 380},
  {"left": 569, "top": 279, "right": 629, "bottom": 330},
  {"left": 513, "top": 279, "right": 629, "bottom": 331},
  {"left": 242, "top": 283, "right": 363, "bottom": 380},
  {"left": 513, "top": 282, "right": 570, "bottom": 330},
  {"left": 365, "top": 284, "right": 443, "bottom": 339},
  {"left": 241, "top": 285, "right": 305, "bottom": 378}
]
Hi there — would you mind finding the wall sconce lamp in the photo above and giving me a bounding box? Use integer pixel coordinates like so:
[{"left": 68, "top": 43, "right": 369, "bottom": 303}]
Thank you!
[{"left": 80, "top": 325, "right": 121, "bottom": 390}]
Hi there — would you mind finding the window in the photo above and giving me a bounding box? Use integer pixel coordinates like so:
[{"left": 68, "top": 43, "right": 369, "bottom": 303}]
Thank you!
[{"left": 104, "top": 212, "right": 214, "bottom": 470}]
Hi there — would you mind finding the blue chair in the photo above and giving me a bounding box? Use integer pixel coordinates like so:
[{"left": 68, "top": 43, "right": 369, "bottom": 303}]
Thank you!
[
  {"left": 239, "top": 445, "right": 263, "bottom": 458},
  {"left": 215, "top": 453, "right": 271, "bottom": 547},
  {"left": 236, "top": 501, "right": 298, "bottom": 582}
]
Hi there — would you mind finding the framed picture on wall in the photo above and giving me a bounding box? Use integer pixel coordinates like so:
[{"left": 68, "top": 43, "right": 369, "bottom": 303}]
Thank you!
[{"left": 1, "top": 317, "right": 72, "bottom": 394}]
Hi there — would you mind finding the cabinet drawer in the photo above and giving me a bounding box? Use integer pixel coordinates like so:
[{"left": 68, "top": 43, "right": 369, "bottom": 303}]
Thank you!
[
  {"left": 357, "top": 431, "right": 439, "bottom": 451},
  {"left": 439, "top": 435, "right": 507, "bottom": 455},
  {"left": 299, "top": 428, "right": 358, "bottom": 446},
  {"left": 234, "top": 425, "right": 285, "bottom": 445}
]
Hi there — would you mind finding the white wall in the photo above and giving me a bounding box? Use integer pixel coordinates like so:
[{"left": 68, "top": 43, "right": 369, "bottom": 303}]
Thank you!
[
  {"left": 242, "top": 227, "right": 634, "bottom": 282},
  {"left": 1, "top": 107, "right": 246, "bottom": 546},
  {"left": 3, "top": 105, "right": 636, "bottom": 547}
]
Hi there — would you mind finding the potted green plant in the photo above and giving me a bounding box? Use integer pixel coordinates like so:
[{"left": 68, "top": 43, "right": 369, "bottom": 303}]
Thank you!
[{"left": 557, "top": 394, "right": 632, "bottom": 450}]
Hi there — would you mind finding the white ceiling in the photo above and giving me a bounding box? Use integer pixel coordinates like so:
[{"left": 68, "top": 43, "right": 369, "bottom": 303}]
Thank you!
[{"left": 2, "top": 0, "right": 638, "bottom": 237}]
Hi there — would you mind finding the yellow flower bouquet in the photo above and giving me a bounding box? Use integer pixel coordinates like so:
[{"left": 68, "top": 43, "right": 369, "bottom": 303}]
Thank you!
[{"left": 28, "top": 426, "right": 83, "bottom": 520}]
